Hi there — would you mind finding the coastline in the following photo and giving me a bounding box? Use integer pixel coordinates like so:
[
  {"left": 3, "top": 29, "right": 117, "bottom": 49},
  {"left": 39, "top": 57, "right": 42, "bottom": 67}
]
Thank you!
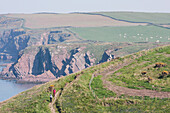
[{"left": 0, "top": 76, "right": 63, "bottom": 104}]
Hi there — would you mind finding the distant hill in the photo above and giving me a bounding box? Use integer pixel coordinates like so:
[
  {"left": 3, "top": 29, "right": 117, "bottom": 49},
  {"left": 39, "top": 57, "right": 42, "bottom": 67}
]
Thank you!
[{"left": 0, "top": 45, "right": 169, "bottom": 112}]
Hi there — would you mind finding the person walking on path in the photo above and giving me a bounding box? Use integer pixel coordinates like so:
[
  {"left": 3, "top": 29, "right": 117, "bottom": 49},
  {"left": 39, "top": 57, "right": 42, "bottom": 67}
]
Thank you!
[
  {"left": 50, "top": 94, "right": 53, "bottom": 102},
  {"left": 53, "top": 89, "right": 56, "bottom": 97}
]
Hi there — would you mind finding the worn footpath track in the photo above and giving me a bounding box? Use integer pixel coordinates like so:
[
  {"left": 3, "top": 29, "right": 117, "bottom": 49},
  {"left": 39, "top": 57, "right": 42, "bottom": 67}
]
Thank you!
[
  {"left": 101, "top": 62, "right": 170, "bottom": 99},
  {"left": 49, "top": 90, "right": 61, "bottom": 113},
  {"left": 49, "top": 74, "right": 81, "bottom": 113}
]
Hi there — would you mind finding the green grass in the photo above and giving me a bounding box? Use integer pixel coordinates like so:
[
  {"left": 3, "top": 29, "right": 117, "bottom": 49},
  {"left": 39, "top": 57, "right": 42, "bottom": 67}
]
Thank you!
[
  {"left": 0, "top": 73, "right": 76, "bottom": 113},
  {"left": 91, "top": 75, "right": 116, "bottom": 98},
  {"left": 70, "top": 25, "right": 170, "bottom": 42},
  {"left": 95, "top": 12, "right": 170, "bottom": 24},
  {"left": 109, "top": 46, "right": 170, "bottom": 91},
  {"left": 57, "top": 48, "right": 170, "bottom": 112}
]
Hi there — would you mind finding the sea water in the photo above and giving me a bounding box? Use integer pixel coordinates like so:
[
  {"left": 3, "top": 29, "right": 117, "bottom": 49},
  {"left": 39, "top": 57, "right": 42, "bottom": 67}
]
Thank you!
[{"left": 0, "top": 61, "right": 37, "bottom": 102}]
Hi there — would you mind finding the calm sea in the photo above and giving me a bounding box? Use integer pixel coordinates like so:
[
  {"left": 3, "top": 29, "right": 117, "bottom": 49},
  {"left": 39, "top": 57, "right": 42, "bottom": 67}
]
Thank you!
[{"left": 0, "top": 61, "right": 38, "bottom": 102}]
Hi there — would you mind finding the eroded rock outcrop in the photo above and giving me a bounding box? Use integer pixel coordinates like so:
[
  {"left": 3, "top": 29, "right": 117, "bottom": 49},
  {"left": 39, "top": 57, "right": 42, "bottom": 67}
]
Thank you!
[
  {"left": 0, "top": 45, "right": 97, "bottom": 83},
  {"left": 0, "top": 29, "right": 77, "bottom": 60}
]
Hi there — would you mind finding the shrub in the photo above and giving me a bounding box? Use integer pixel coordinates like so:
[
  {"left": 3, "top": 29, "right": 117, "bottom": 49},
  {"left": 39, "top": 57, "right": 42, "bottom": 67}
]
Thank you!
[
  {"left": 162, "top": 71, "right": 169, "bottom": 76},
  {"left": 148, "top": 77, "right": 152, "bottom": 82},
  {"left": 115, "top": 57, "right": 120, "bottom": 59},
  {"left": 141, "top": 71, "right": 147, "bottom": 75},
  {"left": 159, "top": 71, "right": 169, "bottom": 79},
  {"left": 49, "top": 85, "right": 54, "bottom": 91},
  {"left": 155, "top": 63, "right": 167, "bottom": 68}
]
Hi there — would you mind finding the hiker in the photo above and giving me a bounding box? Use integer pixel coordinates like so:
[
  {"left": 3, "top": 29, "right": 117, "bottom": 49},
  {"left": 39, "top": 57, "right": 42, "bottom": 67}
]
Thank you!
[
  {"left": 53, "top": 89, "right": 56, "bottom": 97},
  {"left": 50, "top": 94, "right": 53, "bottom": 102}
]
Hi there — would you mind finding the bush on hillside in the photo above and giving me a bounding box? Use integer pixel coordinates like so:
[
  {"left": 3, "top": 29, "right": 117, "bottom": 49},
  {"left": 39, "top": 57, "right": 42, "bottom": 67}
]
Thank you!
[
  {"left": 154, "top": 63, "right": 167, "bottom": 68},
  {"left": 141, "top": 71, "right": 147, "bottom": 75},
  {"left": 159, "top": 71, "right": 169, "bottom": 79}
]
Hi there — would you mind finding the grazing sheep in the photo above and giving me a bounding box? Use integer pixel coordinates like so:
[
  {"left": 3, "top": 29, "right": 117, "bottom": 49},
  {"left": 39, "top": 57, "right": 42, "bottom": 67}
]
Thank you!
[{"left": 156, "top": 40, "right": 160, "bottom": 43}]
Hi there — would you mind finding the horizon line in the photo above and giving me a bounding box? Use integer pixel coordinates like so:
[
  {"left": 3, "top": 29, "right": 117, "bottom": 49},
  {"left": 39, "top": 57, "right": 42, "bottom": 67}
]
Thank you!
[{"left": 1, "top": 10, "right": 170, "bottom": 15}]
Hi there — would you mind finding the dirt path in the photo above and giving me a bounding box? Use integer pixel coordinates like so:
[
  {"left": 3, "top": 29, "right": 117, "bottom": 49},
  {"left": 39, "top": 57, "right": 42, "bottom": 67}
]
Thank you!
[
  {"left": 62, "top": 75, "right": 80, "bottom": 92},
  {"left": 48, "top": 75, "right": 81, "bottom": 113},
  {"left": 101, "top": 62, "right": 170, "bottom": 99},
  {"left": 49, "top": 90, "right": 61, "bottom": 113}
]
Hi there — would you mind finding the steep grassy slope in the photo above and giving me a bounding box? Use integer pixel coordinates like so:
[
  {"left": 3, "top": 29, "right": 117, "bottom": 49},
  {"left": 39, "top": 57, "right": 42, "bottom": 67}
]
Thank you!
[
  {"left": 109, "top": 46, "right": 170, "bottom": 92},
  {"left": 0, "top": 74, "right": 76, "bottom": 112},
  {"left": 0, "top": 45, "right": 169, "bottom": 113},
  {"left": 70, "top": 25, "right": 170, "bottom": 42}
]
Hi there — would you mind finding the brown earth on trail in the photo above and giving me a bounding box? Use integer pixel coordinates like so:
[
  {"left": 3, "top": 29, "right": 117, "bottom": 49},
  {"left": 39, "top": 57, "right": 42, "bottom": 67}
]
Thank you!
[
  {"left": 49, "top": 72, "right": 81, "bottom": 113},
  {"left": 100, "top": 59, "right": 170, "bottom": 99},
  {"left": 49, "top": 90, "right": 61, "bottom": 113},
  {"left": 6, "top": 14, "right": 146, "bottom": 29}
]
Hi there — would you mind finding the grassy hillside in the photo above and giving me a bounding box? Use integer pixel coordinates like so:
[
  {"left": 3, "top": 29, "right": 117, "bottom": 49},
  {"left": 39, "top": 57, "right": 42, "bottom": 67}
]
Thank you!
[
  {"left": 0, "top": 45, "right": 169, "bottom": 113},
  {"left": 70, "top": 25, "right": 170, "bottom": 42},
  {"left": 109, "top": 47, "right": 170, "bottom": 92},
  {"left": 95, "top": 12, "right": 170, "bottom": 24}
]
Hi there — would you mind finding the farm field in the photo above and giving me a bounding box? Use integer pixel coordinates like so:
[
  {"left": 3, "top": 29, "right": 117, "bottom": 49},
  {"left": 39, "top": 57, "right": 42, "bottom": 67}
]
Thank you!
[
  {"left": 70, "top": 25, "right": 170, "bottom": 42},
  {"left": 6, "top": 13, "right": 145, "bottom": 29},
  {"left": 95, "top": 12, "right": 170, "bottom": 24}
]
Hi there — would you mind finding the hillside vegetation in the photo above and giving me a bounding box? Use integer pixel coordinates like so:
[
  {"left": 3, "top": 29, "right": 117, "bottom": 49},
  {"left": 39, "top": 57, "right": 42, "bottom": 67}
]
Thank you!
[{"left": 0, "top": 45, "right": 169, "bottom": 113}]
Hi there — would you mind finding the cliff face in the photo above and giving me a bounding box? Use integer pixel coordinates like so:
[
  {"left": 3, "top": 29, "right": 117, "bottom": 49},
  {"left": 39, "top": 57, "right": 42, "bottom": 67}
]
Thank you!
[
  {"left": 1, "top": 45, "right": 100, "bottom": 82},
  {"left": 0, "top": 29, "right": 28, "bottom": 60},
  {"left": 0, "top": 43, "right": 118, "bottom": 83},
  {"left": 1, "top": 26, "right": 117, "bottom": 83},
  {"left": 0, "top": 29, "right": 77, "bottom": 60}
]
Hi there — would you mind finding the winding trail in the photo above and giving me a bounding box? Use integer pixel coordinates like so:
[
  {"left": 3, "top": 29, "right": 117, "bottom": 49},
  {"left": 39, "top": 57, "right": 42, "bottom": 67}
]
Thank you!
[
  {"left": 49, "top": 90, "right": 61, "bottom": 113},
  {"left": 48, "top": 75, "right": 81, "bottom": 113},
  {"left": 101, "top": 63, "right": 170, "bottom": 99}
]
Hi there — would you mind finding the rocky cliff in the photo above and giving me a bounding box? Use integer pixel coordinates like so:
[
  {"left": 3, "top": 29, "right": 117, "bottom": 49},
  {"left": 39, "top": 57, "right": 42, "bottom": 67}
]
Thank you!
[
  {"left": 0, "top": 28, "right": 77, "bottom": 60},
  {"left": 0, "top": 24, "right": 118, "bottom": 83},
  {"left": 1, "top": 43, "right": 117, "bottom": 83}
]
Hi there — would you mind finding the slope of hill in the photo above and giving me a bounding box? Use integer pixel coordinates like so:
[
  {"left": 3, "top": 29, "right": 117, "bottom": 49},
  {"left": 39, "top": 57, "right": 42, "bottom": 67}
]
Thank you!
[{"left": 0, "top": 45, "right": 169, "bottom": 113}]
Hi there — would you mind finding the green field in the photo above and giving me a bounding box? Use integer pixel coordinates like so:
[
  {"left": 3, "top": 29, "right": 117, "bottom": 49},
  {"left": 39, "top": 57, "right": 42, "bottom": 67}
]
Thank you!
[
  {"left": 70, "top": 25, "right": 170, "bottom": 42},
  {"left": 95, "top": 12, "right": 170, "bottom": 24}
]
